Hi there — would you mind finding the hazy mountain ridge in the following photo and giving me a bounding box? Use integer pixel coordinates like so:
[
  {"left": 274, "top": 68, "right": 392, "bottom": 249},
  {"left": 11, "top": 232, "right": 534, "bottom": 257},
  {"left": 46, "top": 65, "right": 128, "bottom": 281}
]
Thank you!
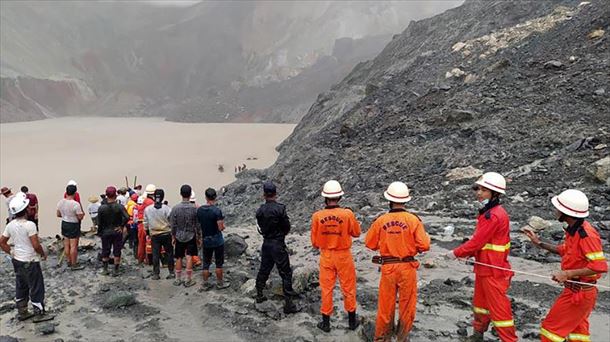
[{"left": 0, "top": 1, "right": 461, "bottom": 123}]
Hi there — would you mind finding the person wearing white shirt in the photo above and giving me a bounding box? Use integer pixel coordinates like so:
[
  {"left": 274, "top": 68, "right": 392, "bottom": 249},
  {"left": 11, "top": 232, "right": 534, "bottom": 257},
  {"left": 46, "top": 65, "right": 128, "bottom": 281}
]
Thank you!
[
  {"left": 0, "top": 195, "right": 53, "bottom": 322},
  {"left": 116, "top": 188, "right": 128, "bottom": 206}
]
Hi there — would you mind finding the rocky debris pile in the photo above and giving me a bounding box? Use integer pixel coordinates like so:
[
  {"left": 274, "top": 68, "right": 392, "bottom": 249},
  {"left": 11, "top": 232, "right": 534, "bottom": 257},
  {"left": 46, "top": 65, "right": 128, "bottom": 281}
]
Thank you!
[
  {"left": 221, "top": 0, "right": 610, "bottom": 251},
  {"left": 1, "top": 228, "right": 608, "bottom": 341}
]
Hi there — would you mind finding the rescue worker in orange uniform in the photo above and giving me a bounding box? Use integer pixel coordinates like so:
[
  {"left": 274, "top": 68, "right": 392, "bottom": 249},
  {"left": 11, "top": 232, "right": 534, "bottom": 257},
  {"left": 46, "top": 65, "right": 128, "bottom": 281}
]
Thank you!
[
  {"left": 136, "top": 184, "right": 156, "bottom": 264},
  {"left": 365, "top": 181, "right": 430, "bottom": 341},
  {"left": 522, "top": 189, "right": 607, "bottom": 342},
  {"left": 446, "top": 172, "right": 517, "bottom": 342},
  {"left": 311, "top": 180, "right": 361, "bottom": 332}
]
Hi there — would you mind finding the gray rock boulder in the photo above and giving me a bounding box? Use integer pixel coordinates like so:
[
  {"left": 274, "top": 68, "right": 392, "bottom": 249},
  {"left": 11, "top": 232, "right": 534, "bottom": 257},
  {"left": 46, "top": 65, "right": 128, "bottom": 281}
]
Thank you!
[
  {"left": 446, "top": 166, "right": 483, "bottom": 181},
  {"left": 102, "top": 291, "right": 136, "bottom": 309},
  {"left": 36, "top": 323, "right": 56, "bottom": 335},
  {"left": 292, "top": 266, "right": 319, "bottom": 293},
  {"left": 224, "top": 235, "right": 248, "bottom": 258},
  {"left": 589, "top": 157, "right": 610, "bottom": 184},
  {"left": 0, "top": 336, "right": 19, "bottom": 342},
  {"left": 524, "top": 216, "right": 552, "bottom": 232},
  {"left": 240, "top": 279, "right": 257, "bottom": 297}
]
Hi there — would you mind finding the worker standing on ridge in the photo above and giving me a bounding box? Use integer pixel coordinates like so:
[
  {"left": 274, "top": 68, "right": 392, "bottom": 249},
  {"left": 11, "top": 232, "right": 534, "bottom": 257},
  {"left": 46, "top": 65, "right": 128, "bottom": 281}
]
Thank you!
[
  {"left": 522, "top": 189, "right": 607, "bottom": 342},
  {"left": 1, "top": 186, "right": 16, "bottom": 224},
  {"left": 97, "top": 186, "right": 129, "bottom": 277},
  {"left": 124, "top": 193, "right": 138, "bottom": 252},
  {"left": 87, "top": 195, "right": 101, "bottom": 232},
  {"left": 365, "top": 181, "right": 430, "bottom": 342},
  {"left": 197, "top": 188, "right": 229, "bottom": 290},
  {"left": 64, "top": 180, "right": 82, "bottom": 206},
  {"left": 136, "top": 184, "right": 156, "bottom": 264},
  {"left": 170, "top": 185, "right": 201, "bottom": 287},
  {"left": 445, "top": 172, "right": 517, "bottom": 342},
  {"left": 144, "top": 188, "right": 174, "bottom": 280},
  {"left": 57, "top": 184, "right": 85, "bottom": 270},
  {"left": 116, "top": 187, "right": 128, "bottom": 206},
  {"left": 0, "top": 194, "right": 54, "bottom": 323},
  {"left": 254, "top": 181, "right": 299, "bottom": 314},
  {"left": 311, "top": 180, "right": 361, "bottom": 332},
  {"left": 21, "top": 186, "right": 39, "bottom": 231},
  {"left": 188, "top": 191, "right": 203, "bottom": 268}
]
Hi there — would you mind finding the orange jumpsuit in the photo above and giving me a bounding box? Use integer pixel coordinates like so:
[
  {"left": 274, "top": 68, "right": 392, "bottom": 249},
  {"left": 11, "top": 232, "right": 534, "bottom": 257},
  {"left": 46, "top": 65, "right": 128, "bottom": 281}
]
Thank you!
[
  {"left": 365, "top": 208, "right": 430, "bottom": 341},
  {"left": 137, "top": 197, "right": 154, "bottom": 263},
  {"left": 311, "top": 205, "right": 361, "bottom": 316},
  {"left": 453, "top": 203, "right": 517, "bottom": 342},
  {"left": 540, "top": 221, "right": 607, "bottom": 342}
]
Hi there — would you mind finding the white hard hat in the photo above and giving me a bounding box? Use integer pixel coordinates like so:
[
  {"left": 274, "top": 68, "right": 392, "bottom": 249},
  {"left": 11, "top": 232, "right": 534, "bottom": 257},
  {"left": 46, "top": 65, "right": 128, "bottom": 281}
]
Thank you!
[
  {"left": 190, "top": 190, "right": 197, "bottom": 202},
  {"left": 384, "top": 182, "right": 412, "bottom": 203},
  {"left": 145, "top": 184, "right": 156, "bottom": 194},
  {"left": 551, "top": 189, "right": 589, "bottom": 218},
  {"left": 9, "top": 194, "right": 29, "bottom": 215},
  {"left": 475, "top": 172, "right": 506, "bottom": 194},
  {"left": 137, "top": 195, "right": 145, "bottom": 205},
  {"left": 321, "top": 180, "right": 344, "bottom": 198},
  {"left": 67, "top": 180, "right": 77, "bottom": 186}
]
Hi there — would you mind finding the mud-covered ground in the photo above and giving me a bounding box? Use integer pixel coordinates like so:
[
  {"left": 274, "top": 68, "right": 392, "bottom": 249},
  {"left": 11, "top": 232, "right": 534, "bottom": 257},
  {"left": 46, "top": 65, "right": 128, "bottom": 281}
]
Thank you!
[{"left": 1, "top": 219, "right": 608, "bottom": 341}]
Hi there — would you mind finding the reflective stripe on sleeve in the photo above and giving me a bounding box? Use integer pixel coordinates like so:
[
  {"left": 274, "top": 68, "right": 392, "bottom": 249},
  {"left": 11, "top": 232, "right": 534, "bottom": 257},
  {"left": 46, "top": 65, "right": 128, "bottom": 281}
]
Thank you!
[
  {"left": 481, "top": 242, "right": 511, "bottom": 252},
  {"left": 585, "top": 251, "right": 606, "bottom": 261},
  {"left": 567, "top": 333, "right": 591, "bottom": 341}
]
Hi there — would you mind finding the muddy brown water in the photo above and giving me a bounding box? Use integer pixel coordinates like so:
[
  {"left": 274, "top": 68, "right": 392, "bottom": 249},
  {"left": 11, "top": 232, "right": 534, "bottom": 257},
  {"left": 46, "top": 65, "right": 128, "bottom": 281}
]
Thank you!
[{"left": 0, "top": 117, "right": 295, "bottom": 237}]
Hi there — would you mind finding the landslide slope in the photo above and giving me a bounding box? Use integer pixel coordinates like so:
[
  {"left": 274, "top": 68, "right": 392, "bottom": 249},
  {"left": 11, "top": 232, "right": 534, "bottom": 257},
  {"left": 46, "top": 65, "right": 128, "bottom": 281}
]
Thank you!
[{"left": 222, "top": 0, "right": 610, "bottom": 233}]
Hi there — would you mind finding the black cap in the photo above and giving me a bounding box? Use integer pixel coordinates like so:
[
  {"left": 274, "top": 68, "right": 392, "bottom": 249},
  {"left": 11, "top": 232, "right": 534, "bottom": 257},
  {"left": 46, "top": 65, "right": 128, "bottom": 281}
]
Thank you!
[{"left": 263, "top": 181, "right": 276, "bottom": 195}]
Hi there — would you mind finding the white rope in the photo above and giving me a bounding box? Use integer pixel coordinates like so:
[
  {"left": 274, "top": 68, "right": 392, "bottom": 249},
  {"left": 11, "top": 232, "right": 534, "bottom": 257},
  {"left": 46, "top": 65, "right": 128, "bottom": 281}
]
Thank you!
[
  {"left": 454, "top": 258, "right": 610, "bottom": 290},
  {"left": 422, "top": 251, "right": 610, "bottom": 290}
]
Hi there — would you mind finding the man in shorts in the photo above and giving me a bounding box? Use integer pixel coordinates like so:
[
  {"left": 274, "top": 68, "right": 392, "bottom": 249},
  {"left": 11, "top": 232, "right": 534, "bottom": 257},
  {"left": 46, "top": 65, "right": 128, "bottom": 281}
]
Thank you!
[
  {"left": 170, "top": 185, "right": 201, "bottom": 287},
  {"left": 57, "top": 184, "right": 85, "bottom": 270},
  {"left": 197, "top": 188, "right": 229, "bottom": 290},
  {"left": 97, "top": 186, "right": 129, "bottom": 276}
]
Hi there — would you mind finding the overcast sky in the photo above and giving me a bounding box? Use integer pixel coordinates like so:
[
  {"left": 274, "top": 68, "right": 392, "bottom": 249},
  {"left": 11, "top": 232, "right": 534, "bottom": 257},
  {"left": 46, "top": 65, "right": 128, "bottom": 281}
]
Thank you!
[{"left": 145, "top": 0, "right": 200, "bottom": 6}]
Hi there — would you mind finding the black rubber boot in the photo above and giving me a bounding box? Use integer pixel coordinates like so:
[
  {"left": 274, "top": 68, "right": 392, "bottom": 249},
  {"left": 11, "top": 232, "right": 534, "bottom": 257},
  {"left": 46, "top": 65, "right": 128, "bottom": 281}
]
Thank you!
[
  {"left": 32, "top": 306, "right": 54, "bottom": 323},
  {"left": 283, "top": 288, "right": 299, "bottom": 298},
  {"left": 317, "top": 314, "right": 331, "bottom": 332},
  {"left": 16, "top": 301, "right": 34, "bottom": 321},
  {"left": 101, "top": 261, "right": 109, "bottom": 276},
  {"left": 348, "top": 311, "right": 359, "bottom": 330},
  {"left": 255, "top": 288, "right": 267, "bottom": 303},
  {"left": 112, "top": 264, "right": 120, "bottom": 277},
  {"left": 465, "top": 331, "right": 484, "bottom": 342},
  {"left": 283, "top": 298, "right": 299, "bottom": 314}
]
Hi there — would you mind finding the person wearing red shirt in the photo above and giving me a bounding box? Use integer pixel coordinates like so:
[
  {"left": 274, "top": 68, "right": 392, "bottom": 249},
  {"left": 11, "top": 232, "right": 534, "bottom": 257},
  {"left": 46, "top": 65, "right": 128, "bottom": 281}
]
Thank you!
[
  {"left": 446, "top": 172, "right": 517, "bottom": 342},
  {"left": 523, "top": 189, "right": 607, "bottom": 342},
  {"left": 136, "top": 184, "right": 156, "bottom": 264},
  {"left": 21, "top": 186, "right": 39, "bottom": 230},
  {"left": 311, "top": 180, "right": 361, "bottom": 332},
  {"left": 64, "top": 180, "right": 81, "bottom": 205}
]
